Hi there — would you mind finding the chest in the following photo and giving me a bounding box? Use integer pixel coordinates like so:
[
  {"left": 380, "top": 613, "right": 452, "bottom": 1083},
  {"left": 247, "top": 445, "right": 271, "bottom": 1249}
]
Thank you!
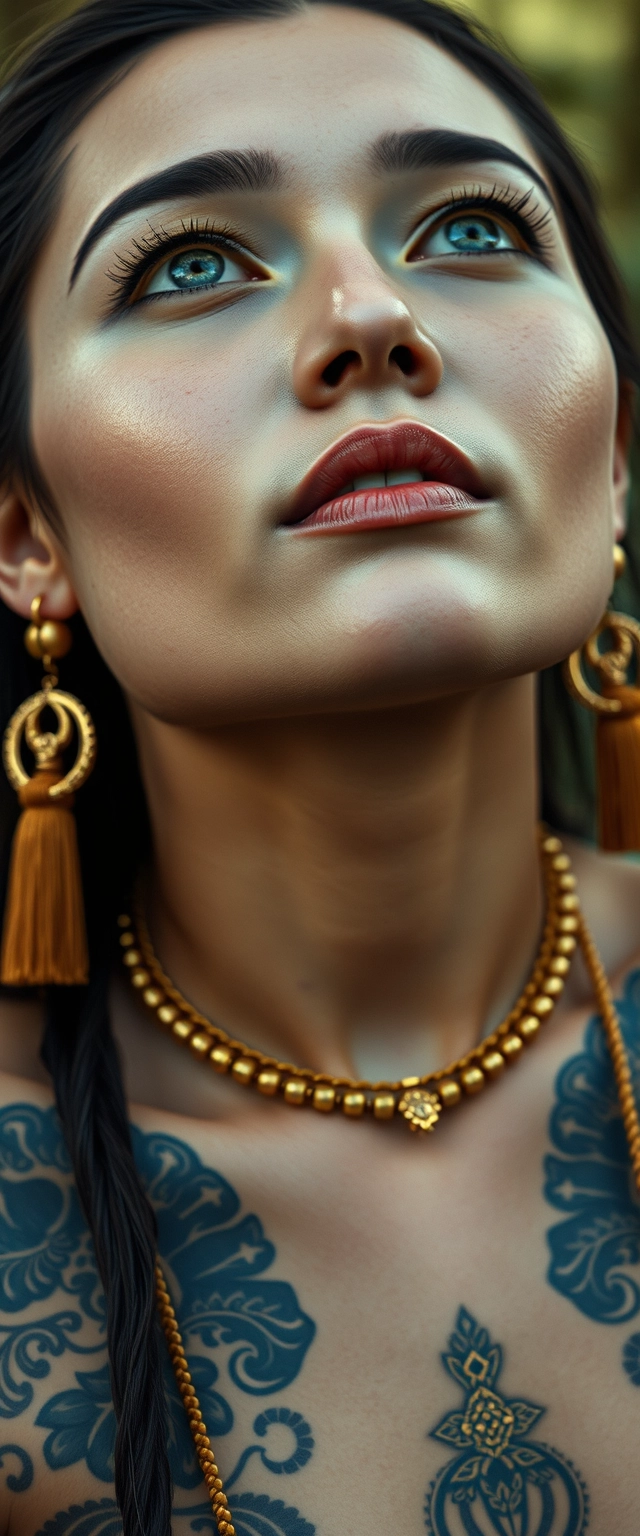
[{"left": 1, "top": 1007, "right": 639, "bottom": 1536}]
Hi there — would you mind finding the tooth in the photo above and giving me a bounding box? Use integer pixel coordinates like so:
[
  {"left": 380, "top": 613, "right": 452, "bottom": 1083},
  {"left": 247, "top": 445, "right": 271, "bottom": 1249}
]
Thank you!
[
  {"left": 353, "top": 473, "right": 386, "bottom": 490},
  {"left": 386, "top": 468, "right": 423, "bottom": 485}
]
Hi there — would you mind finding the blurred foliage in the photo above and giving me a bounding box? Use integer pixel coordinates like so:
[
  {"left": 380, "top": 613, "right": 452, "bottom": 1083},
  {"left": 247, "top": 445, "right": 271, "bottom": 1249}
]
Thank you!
[
  {"left": 1, "top": 0, "right": 638, "bottom": 322},
  {"left": 470, "top": 0, "right": 640, "bottom": 326}
]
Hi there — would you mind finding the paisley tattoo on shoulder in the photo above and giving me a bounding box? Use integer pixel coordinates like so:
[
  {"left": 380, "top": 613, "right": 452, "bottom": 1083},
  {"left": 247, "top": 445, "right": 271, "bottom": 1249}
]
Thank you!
[
  {"left": 544, "top": 966, "right": 640, "bottom": 1380},
  {"left": 424, "top": 1307, "right": 589, "bottom": 1536},
  {"left": 0, "top": 1103, "right": 317, "bottom": 1536}
]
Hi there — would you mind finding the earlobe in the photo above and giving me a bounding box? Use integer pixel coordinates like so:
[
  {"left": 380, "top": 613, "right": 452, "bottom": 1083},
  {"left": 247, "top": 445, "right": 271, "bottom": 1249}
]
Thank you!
[{"left": 0, "top": 487, "right": 78, "bottom": 619}]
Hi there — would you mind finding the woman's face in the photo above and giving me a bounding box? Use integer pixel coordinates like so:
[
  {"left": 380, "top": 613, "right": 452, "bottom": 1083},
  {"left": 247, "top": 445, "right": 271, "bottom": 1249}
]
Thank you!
[{"left": 25, "top": 3, "right": 626, "bottom": 723}]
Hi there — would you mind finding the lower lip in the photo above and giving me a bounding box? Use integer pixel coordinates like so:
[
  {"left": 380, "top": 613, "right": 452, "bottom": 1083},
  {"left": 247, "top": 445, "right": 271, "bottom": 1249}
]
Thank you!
[{"left": 288, "top": 482, "right": 484, "bottom": 535}]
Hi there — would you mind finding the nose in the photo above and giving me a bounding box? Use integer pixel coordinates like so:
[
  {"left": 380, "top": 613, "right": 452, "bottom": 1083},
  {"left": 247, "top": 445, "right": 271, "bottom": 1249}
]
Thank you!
[{"left": 292, "top": 246, "right": 443, "bottom": 409}]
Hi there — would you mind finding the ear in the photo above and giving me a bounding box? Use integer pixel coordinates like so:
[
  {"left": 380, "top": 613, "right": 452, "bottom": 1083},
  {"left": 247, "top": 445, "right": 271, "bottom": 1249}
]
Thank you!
[
  {"left": 0, "top": 487, "right": 79, "bottom": 620},
  {"left": 612, "top": 387, "right": 634, "bottom": 542}
]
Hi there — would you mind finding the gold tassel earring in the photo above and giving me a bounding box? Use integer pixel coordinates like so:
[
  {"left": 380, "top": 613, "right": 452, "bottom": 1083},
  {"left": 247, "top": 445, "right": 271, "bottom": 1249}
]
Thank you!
[
  {"left": 1, "top": 597, "right": 97, "bottom": 986},
  {"left": 565, "top": 545, "right": 640, "bottom": 852}
]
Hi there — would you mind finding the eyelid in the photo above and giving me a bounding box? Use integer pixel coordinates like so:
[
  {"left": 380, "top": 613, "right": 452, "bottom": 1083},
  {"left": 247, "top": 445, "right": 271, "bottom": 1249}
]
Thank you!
[
  {"left": 400, "top": 182, "right": 555, "bottom": 264},
  {"left": 104, "top": 218, "right": 274, "bottom": 316}
]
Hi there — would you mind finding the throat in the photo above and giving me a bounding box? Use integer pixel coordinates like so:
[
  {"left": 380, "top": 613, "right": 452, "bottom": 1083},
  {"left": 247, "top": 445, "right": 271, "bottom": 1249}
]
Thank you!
[{"left": 131, "top": 678, "right": 542, "bottom": 1083}]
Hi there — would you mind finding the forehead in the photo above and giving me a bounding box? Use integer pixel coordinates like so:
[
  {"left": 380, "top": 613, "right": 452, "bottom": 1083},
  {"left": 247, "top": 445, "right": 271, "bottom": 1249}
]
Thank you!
[{"left": 64, "top": 4, "right": 544, "bottom": 219}]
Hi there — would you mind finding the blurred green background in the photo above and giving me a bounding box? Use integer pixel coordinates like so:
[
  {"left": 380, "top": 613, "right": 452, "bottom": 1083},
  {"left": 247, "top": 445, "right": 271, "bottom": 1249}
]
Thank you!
[{"left": 1, "top": 0, "right": 639, "bottom": 325}]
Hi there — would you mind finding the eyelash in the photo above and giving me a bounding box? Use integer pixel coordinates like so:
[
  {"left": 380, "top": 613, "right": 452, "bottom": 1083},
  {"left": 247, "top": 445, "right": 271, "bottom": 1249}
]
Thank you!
[
  {"left": 105, "top": 216, "right": 259, "bottom": 315},
  {"left": 104, "top": 181, "right": 554, "bottom": 317},
  {"left": 408, "top": 183, "right": 554, "bottom": 261}
]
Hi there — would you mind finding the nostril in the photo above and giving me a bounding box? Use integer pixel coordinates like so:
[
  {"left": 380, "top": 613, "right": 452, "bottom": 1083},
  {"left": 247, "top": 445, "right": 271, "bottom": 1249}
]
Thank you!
[
  {"left": 322, "top": 350, "right": 360, "bottom": 388},
  {"left": 390, "top": 344, "right": 417, "bottom": 377}
]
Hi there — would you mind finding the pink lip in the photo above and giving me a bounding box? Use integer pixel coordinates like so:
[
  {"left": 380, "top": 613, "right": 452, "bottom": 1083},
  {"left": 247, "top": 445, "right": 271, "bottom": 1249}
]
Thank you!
[{"left": 284, "top": 421, "right": 487, "bottom": 535}]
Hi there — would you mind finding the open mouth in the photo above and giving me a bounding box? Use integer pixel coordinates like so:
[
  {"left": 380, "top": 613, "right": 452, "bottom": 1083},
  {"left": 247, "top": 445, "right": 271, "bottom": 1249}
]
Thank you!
[{"left": 283, "top": 421, "right": 488, "bottom": 536}]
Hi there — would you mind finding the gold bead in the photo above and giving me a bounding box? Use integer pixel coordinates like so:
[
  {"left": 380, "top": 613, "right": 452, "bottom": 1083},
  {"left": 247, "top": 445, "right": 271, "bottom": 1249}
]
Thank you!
[
  {"left": 131, "top": 968, "right": 151, "bottom": 988},
  {"left": 531, "top": 994, "right": 555, "bottom": 1015},
  {"left": 342, "top": 1091, "right": 366, "bottom": 1117},
  {"left": 614, "top": 543, "right": 627, "bottom": 580},
  {"left": 119, "top": 931, "right": 135, "bottom": 947},
  {"left": 542, "top": 976, "right": 564, "bottom": 997},
  {"left": 313, "top": 1085, "right": 336, "bottom": 1113},
  {"left": 190, "top": 1032, "right": 212, "bottom": 1058},
  {"left": 519, "top": 1015, "right": 540, "bottom": 1041},
  {"left": 558, "top": 914, "right": 579, "bottom": 933},
  {"left": 401, "top": 1075, "right": 420, "bottom": 1087},
  {"left": 143, "top": 986, "right": 164, "bottom": 1008},
  {"left": 558, "top": 873, "right": 576, "bottom": 891},
  {"left": 439, "top": 1079, "right": 462, "bottom": 1107},
  {"left": 25, "top": 617, "right": 73, "bottom": 659},
  {"left": 123, "top": 949, "right": 142, "bottom": 967},
  {"left": 210, "top": 1045, "right": 233, "bottom": 1073},
  {"left": 550, "top": 956, "right": 570, "bottom": 976},
  {"left": 283, "top": 1078, "right": 307, "bottom": 1106},
  {"left": 232, "top": 1057, "right": 256, "bottom": 1086},
  {"left": 555, "top": 935, "right": 576, "bottom": 955},
  {"left": 157, "top": 1003, "right": 178, "bottom": 1025},
  {"left": 482, "top": 1050, "right": 505, "bottom": 1078},
  {"left": 117, "top": 914, "right": 131, "bottom": 927},
  {"left": 551, "top": 854, "right": 570, "bottom": 872},
  {"left": 172, "top": 1019, "right": 193, "bottom": 1041},
  {"left": 559, "top": 893, "right": 579, "bottom": 912},
  {"left": 542, "top": 835, "right": 562, "bottom": 854},
  {"left": 373, "top": 1093, "right": 396, "bottom": 1120},
  {"left": 461, "top": 1066, "right": 485, "bottom": 1095},
  {"left": 502, "top": 1034, "right": 524, "bottom": 1060},
  {"left": 257, "top": 1069, "right": 281, "bottom": 1096}
]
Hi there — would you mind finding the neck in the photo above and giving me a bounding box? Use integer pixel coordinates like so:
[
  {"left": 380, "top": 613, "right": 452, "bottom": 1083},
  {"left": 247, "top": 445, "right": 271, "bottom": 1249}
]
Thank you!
[{"left": 130, "top": 677, "right": 542, "bottom": 1081}]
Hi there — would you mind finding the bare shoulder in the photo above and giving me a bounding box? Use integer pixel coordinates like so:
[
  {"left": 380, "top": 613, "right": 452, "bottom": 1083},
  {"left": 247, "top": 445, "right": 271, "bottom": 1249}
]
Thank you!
[
  {"left": 0, "top": 994, "right": 50, "bottom": 1094},
  {"left": 566, "top": 835, "right": 640, "bottom": 981}
]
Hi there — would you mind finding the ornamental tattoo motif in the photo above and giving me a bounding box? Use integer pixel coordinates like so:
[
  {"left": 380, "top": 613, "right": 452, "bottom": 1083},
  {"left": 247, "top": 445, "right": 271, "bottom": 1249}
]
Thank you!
[
  {"left": 0, "top": 1104, "right": 317, "bottom": 1536},
  {"left": 424, "top": 1308, "right": 588, "bottom": 1536},
  {"left": 544, "top": 966, "right": 640, "bottom": 1382}
]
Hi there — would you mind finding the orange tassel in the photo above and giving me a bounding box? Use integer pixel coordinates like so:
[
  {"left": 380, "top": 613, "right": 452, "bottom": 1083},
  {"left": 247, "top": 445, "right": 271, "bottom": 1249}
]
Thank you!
[
  {"left": 0, "top": 766, "right": 89, "bottom": 986},
  {"left": 597, "top": 685, "right": 640, "bottom": 852}
]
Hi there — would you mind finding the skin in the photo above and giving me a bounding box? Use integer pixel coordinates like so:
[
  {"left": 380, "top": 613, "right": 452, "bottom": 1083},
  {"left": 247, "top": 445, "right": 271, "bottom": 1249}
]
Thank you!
[{"left": 0, "top": 7, "right": 638, "bottom": 1532}]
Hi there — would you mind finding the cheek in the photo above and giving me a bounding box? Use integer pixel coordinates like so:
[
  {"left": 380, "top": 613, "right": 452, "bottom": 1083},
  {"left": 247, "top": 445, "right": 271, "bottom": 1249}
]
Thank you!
[
  {"left": 29, "top": 323, "right": 280, "bottom": 682},
  {"left": 460, "top": 289, "right": 617, "bottom": 518}
]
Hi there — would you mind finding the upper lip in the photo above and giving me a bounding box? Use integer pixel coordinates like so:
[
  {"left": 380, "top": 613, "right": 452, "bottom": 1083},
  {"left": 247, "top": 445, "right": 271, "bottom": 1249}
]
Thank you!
[{"left": 284, "top": 421, "right": 487, "bottom": 525}]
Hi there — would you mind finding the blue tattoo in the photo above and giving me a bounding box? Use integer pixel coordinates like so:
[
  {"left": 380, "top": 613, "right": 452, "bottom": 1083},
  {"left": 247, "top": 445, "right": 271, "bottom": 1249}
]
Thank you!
[
  {"left": 544, "top": 969, "right": 640, "bottom": 1378},
  {"left": 35, "top": 1500, "right": 123, "bottom": 1536},
  {"left": 225, "top": 1408, "right": 314, "bottom": 1490},
  {"left": 622, "top": 1331, "right": 640, "bottom": 1384},
  {"left": 424, "top": 1307, "right": 589, "bottom": 1535},
  {"left": 36, "top": 1495, "right": 315, "bottom": 1536},
  {"left": 0, "top": 1443, "right": 33, "bottom": 1491},
  {"left": 0, "top": 1103, "right": 316, "bottom": 1527}
]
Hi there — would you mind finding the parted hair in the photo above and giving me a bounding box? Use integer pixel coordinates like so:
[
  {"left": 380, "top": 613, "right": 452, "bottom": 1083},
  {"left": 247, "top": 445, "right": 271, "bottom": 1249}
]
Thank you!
[{"left": 0, "top": 2, "right": 638, "bottom": 1532}]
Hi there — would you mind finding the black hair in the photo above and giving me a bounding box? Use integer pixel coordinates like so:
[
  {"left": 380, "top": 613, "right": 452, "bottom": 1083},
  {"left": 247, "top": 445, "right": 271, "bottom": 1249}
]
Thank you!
[{"left": 0, "top": 3, "right": 638, "bottom": 1533}]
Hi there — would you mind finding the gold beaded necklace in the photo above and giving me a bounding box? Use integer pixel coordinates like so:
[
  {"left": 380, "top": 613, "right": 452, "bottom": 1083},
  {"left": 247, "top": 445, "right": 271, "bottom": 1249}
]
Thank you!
[
  {"left": 124, "top": 831, "right": 640, "bottom": 1535},
  {"left": 121, "top": 831, "right": 577, "bottom": 1134}
]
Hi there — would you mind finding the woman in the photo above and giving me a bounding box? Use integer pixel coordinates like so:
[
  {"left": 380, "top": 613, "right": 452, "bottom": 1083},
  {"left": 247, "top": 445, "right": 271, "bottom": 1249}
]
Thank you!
[{"left": 0, "top": 0, "right": 638, "bottom": 1532}]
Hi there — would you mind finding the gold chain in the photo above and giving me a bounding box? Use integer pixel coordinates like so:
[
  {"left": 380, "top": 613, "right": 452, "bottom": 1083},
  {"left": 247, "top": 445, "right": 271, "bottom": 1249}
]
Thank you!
[
  {"left": 577, "top": 910, "right": 640, "bottom": 1192},
  {"left": 119, "top": 831, "right": 579, "bottom": 1133},
  {"left": 148, "top": 850, "right": 640, "bottom": 1524},
  {"left": 155, "top": 1261, "right": 236, "bottom": 1536}
]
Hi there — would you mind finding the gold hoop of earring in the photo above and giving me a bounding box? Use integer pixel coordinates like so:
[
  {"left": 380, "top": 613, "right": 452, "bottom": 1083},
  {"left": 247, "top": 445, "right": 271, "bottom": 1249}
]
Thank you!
[
  {"left": 564, "top": 545, "right": 640, "bottom": 851},
  {"left": 0, "top": 598, "right": 97, "bottom": 986}
]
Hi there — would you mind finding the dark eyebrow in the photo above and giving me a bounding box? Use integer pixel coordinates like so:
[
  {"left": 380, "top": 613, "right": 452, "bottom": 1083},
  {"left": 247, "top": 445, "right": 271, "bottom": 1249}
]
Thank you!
[
  {"left": 370, "top": 129, "right": 554, "bottom": 204},
  {"left": 69, "top": 147, "right": 282, "bottom": 290}
]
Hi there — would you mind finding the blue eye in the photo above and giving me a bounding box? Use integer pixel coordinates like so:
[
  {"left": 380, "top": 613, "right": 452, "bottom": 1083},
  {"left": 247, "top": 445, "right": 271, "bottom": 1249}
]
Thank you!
[
  {"left": 168, "top": 249, "right": 225, "bottom": 288},
  {"left": 410, "top": 211, "right": 520, "bottom": 263},
  {"left": 144, "top": 244, "right": 250, "bottom": 297},
  {"left": 442, "top": 216, "right": 503, "bottom": 252}
]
